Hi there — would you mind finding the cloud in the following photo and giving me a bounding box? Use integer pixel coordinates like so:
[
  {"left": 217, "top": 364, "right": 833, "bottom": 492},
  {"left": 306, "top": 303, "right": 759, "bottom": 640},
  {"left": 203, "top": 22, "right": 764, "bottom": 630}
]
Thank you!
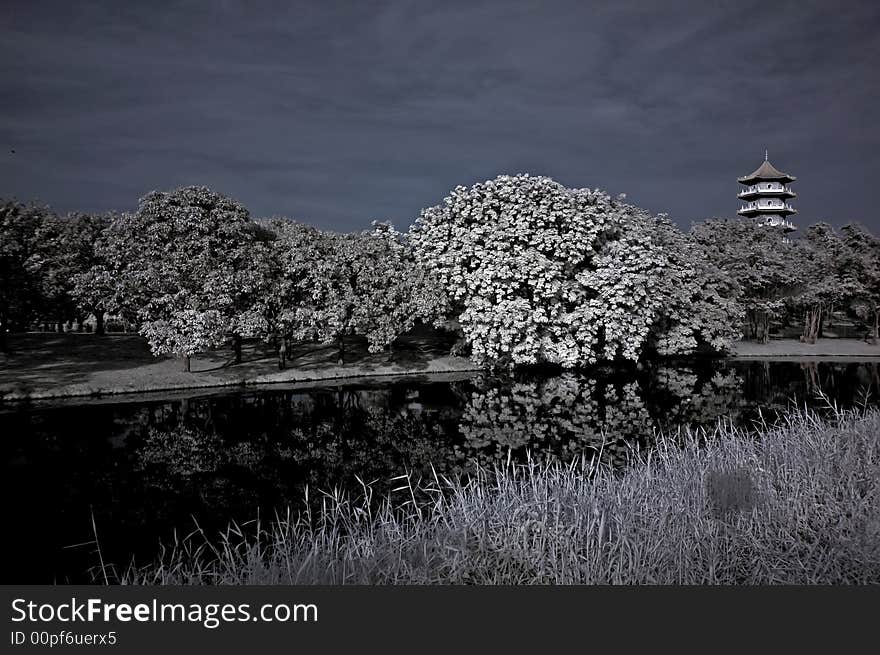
[{"left": 1, "top": 0, "right": 878, "bottom": 233}]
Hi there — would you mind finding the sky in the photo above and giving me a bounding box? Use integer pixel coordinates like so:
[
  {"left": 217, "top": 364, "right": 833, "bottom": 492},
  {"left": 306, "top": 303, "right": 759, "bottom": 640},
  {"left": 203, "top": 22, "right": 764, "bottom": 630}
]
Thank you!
[{"left": 2, "top": 0, "right": 879, "bottom": 234}]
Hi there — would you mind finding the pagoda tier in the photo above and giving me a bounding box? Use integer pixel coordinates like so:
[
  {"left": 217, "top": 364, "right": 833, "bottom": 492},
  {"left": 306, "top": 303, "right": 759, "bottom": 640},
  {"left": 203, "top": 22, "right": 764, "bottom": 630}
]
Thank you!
[
  {"left": 737, "top": 159, "right": 796, "bottom": 184},
  {"left": 737, "top": 154, "right": 797, "bottom": 232},
  {"left": 737, "top": 183, "right": 796, "bottom": 200},
  {"left": 748, "top": 215, "right": 797, "bottom": 232},
  {"left": 737, "top": 201, "right": 797, "bottom": 216}
]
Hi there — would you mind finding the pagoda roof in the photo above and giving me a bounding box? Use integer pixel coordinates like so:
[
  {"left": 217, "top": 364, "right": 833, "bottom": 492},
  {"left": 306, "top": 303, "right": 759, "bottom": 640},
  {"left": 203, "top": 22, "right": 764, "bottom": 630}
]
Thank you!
[{"left": 738, "top": 159, "right": 796, "bottom": 184}]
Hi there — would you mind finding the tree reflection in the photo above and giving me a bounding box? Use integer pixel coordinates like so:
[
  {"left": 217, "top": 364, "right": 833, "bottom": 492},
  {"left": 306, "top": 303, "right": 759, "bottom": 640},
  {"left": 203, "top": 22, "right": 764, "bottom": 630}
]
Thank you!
[
  {"left": 130, "top": 362, "right": 880, "bottom": 507},
  {"left": 10, "top": 360, "right": 880, "bottom": 582},
  {"left": 456, "top": 374, "right": 656, "bottom": 468},
  {"left": 136, "top": 425, "right": 260, "bottom": 477},
  {"left": 132, "top": 392, "right": 460, "bottom": 508},
  {"left": 650, "top": 366, "right": 743, "bottom": 430}
]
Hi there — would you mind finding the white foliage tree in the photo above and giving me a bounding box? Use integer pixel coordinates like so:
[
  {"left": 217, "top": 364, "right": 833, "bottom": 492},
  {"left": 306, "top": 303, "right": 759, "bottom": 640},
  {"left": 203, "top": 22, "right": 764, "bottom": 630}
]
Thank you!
[
  {"left": 409, "top": 174, "right": 740, "bottom": 367},
  {"left": 265, "top": 221, "right": 448, "bottom": 365}
]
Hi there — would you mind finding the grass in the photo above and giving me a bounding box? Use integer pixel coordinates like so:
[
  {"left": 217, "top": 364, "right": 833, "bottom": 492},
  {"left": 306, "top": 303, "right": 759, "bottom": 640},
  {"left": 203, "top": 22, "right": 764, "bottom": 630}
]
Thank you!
[
  {"left": 0, "top": 330, "right": 473, "bottom": 401},
  {"left": 114, "top": 405, "right": 880, "bottom": 585}
]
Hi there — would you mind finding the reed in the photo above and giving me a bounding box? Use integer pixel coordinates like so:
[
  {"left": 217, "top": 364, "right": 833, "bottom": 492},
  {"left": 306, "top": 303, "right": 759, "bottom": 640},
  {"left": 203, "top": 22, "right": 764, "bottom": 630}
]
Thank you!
[{"left": 114, "top": 405, "right": 880, "bottom": 585}]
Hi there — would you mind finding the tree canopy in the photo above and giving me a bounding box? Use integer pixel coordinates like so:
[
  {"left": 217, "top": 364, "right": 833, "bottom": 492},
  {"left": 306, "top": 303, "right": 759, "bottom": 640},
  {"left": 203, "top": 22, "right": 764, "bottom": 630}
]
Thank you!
[
  {"left": 85, "top": 186, "right": 270, "bottom": 368},
  {"left": 3, "top": 178, "right": 878, "bottom": 364},
  {"left": 409, "top": 174, "right": 741, "bottom": 367},
  {"left": 691, "top": 217, "right": 801, "bottom": 343}
]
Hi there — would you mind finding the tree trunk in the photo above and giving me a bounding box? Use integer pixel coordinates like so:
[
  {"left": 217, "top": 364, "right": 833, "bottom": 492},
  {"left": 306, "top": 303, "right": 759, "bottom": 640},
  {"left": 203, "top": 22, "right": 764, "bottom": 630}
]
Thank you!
[
  {"left": 0, "top": 317, "right": 7, "bottom": 354},
  {"left": 386, "top": 341, "right": 394, "bottom": 363},
  {"left": 337, "top": 334, "right": 345, "bottom": 365},
  {"left": 95, "top": 312, "right": 105, "bottom": 336},
  {"left": 872, "top": 310, "right": 879, "bottom": 345},
  {"left": 802, "top": 305, "right": 823, "bottom": 344},
  {"left": 56, "top": 318, "right": 64, "bottom": 333},
  {"left": 184, "top": 356, "right": 191, "bottom": 372},
  {"left": 802, "top": 361, "right": 819, "bottom": 392},
  {"left": 278, "top": 338, "right": 287, "bottom": 370},
  {"left": 233, "top": 334, "right": 242, "bottom": 364},
  {"left": 751, "top": 310, "right": 769, "bottom": 344}
]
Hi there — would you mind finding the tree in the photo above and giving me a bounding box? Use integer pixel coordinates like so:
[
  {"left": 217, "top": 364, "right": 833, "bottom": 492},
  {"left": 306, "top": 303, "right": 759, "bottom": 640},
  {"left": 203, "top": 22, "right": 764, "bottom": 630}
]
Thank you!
[
  {"left": 409, "top": 174, "right": 739, "bottom": 367},
  {"left": 348, "top": 222, "right": 448, "bottom": 359},
  {"left": 201, "top": 222, "right": 276, "bottom": 364},
  {"left": 788, "top": 223, "right": 852, "bottom": 343},
  {"left": 138, "top": 309, "right": 229, "bottom": 369},
  {"left": 640, "top": 214, "right": 743, "bottom": 356},
  {"left": 235, "top": 219, "right": 322, "bottom": 369},
  {"left": 73, "top": 211, "right": 152, "bottom": 336},
  {"left": 838, "top": 223, "right": 880, "bottom": 343},
  {"left": 0, "top": 199, "right": 49, "bottom": 350},
  {"left": 97, "top": 186, "right": 267, "bottom": 370},
  {"left": 283, "top": 224, "right": 448, "bottom": 365},
  {"left": 691, "top": 217, "right": 800, "bottom": 343},
  {"left": 29, "top": 211, "right": 111, "bottom": 333}
]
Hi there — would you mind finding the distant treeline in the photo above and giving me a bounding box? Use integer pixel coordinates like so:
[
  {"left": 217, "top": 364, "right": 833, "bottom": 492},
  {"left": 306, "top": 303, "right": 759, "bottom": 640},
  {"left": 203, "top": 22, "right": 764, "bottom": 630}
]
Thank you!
[{"left": 1, "top": 174, "right": 878, "bottom": 367}]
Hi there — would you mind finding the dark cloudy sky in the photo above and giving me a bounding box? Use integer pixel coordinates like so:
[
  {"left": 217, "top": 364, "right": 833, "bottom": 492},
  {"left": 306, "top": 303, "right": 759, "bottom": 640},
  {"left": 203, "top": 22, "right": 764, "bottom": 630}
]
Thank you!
[{"left": 2, "top": 0, "right": 879, "bottom": 233}]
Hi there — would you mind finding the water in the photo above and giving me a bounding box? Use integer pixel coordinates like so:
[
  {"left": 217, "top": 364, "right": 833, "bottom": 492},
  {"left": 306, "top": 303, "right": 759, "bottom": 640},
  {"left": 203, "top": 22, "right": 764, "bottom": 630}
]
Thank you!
[{"left": 2, "top": 359, "right": 878, "bottom": 583}]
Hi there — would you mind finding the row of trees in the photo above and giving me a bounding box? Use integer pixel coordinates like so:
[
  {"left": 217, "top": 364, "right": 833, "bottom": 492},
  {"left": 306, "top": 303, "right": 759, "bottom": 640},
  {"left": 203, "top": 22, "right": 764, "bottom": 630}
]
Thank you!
[
  {"left": 691, "top": 218, "right": 880, "bottom": 344},
  {"left": 2, "top": 189, "right": 448, "bottom": 369},
  {"left": 0, "top": 201, "right": 109, "bottom": 350},
  {"left": 75, "top": 189, "right": 446, "bottom": 370},
  {"left": 2, "top": 175, "right": 878, "bottom": 368}
]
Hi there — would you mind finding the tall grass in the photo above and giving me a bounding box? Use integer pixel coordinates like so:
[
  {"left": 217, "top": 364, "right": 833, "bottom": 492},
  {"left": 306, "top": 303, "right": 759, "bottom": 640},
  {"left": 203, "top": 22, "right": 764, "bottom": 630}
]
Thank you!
[{"left": 116, "top": 405, "right": 880, "bottom": 584}]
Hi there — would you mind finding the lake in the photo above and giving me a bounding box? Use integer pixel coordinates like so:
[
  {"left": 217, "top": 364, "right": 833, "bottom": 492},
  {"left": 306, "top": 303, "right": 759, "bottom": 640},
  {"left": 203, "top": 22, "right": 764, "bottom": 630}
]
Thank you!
[{"left": 2, "top": 359, "right": 878, "bottom": 583}]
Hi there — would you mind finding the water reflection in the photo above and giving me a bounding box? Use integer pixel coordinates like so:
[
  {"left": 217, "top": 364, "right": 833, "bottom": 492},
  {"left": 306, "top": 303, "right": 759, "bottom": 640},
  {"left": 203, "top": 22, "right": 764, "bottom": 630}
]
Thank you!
[
  {"left": 2, "top": 360, "right": 878, "bottom": 582},
  {"left": 458, "top": 374, "right": 650, "bottom": 468}
]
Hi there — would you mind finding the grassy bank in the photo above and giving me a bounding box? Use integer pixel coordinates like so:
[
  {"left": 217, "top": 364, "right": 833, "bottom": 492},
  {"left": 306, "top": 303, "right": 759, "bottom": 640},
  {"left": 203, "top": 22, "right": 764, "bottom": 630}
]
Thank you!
[
  {"left": 3, "top": 332, "right": 878, "bottom": 402},
  {"left": 731, "top": 338, "right": 880, "bottom": 360},
  {"left": 0, "top": 332, "right": 478, "bottom": 401},
  {"left": 116, "top": 406, "right": 880, "bottom": 585}
]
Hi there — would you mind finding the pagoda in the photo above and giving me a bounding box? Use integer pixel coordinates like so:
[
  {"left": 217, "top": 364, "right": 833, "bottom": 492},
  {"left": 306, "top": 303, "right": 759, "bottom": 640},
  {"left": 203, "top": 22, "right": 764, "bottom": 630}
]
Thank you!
[{"left": 737, "top": 152, "right": 797, "bottom": 232}]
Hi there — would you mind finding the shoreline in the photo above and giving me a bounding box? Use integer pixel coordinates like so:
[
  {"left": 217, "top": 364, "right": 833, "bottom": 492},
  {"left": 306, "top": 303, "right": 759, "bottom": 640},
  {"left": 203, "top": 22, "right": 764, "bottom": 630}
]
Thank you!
[
  {"left": 730, "top": 339, "right": 880, "bottom": 360},
  {"left": 0, "top": 354, "right": 484, "bottom": 403},
  {"left": 2, "top": 335, "right": 878, "bottom": 403}
]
